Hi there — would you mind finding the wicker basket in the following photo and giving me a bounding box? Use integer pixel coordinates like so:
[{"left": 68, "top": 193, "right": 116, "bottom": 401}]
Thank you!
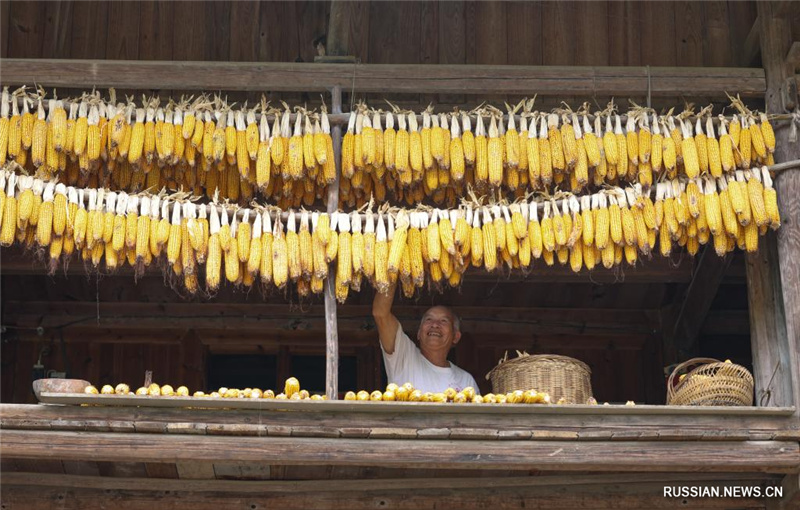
[
  {"left": 485, "top": 353, "right": 593, "bottom": 404},
  {"left": 667, "top": 357, "right": 754, "bottom": 406}
]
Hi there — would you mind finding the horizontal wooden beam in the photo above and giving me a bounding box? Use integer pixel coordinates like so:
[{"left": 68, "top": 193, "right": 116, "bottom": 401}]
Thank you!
[
  {"left": 2, "top": 302, "right": 656, "bottom": 337},
  {"left": 0, "top": 473, "right": 778, "bottom": 510},
  {"left": 0, "top": 59, "right": 766, "bottom": 97},
  {"left": 3, "top": 403, "right": 795, "bottom": 440},
  {"left": 2, "top": 429, "right": 797, "bottom": 472}
]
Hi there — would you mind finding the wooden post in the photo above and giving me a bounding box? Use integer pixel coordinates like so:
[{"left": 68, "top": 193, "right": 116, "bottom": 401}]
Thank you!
[
  {"left": 746, "top": 2, "right": 800, "bottom": 414},
  {"left": 324, "top": 86, "right": 343, "bottom": 400},
  {"left": 326, "top": 1, "right": 350, "bottom": 57}
]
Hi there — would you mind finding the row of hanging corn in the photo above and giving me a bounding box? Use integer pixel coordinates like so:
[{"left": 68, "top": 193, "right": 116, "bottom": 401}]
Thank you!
[
  {"left": 0, "top": 88, "right": 777, "bottom": 211},
  {"left": 0, "top": 160, "right": 780, "bottom": 301}
]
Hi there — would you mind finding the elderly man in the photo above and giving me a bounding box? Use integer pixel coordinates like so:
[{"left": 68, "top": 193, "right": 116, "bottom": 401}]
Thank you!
[{"left": 372, "top": 283, "right": 478, "bottom": 393}]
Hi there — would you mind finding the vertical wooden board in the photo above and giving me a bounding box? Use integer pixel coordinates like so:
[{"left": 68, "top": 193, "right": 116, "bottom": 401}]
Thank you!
[
  {"left": 463, "top": 0, "right": 477, "bottom": 65},
  {"left": 438, "top": 0, "right": 466, "bottom": 105},
  {"left": 229, "top": 1, "right": 259, "bottom": 62},
  {"left": 702, "top": 1, "right": 733, "bottom": 66},
  {"left": 180, "top": 332, "right": 207, "bottom": 392},
  {"left": 641, "top": 1, "right": 676, "bottom": 66},
  {"left": 506, "top": 2, "right": 541, "bottom": 66},
  {"left": 205, "top": 1, "right": 231, "bottom": 61},
  {"left": 171, "top": 2, "right": 204, "bottom": 61},
  {"left": 88, "top": 342, "right": 102, "bottom": 388},
  {"left": 106, "top": 1, "right": 141, "bottom": 60},
  {"left": 674, "top": 1, "right": 703, "bottom": 67},
  {"left": 1, "top": 334, "right": 18, "bottom": 402},
  {"left": 41, "top": 1, "right": 72, "bottom": 59},
  {"left": 6, "top": 0, "right": 45, "bottom": 58},
  {"left": 97, "top": 462, "right": 148, "bottom": 478},
  {"left": 65, "top": 340, "right": 90, "bottom": 382},
  {"left": 12, "top": 340, "right": 36, "bottom": 404},
  {"left": 294, "top": 0, "right": 329, "bottom": 63},
  {"left": 727, "top": 1, "right": 757, "bottom": 66},
  {"left": 138, "top": 0, "right": 174, "bottom": 60},
  {"left": 98, "top": 343, "right": 114, "bottom": 385},
  {"left": 347, "top": 0, "right": 371, "bottom": 63},
  {"left": 474, "top": 2, "right": 507, "bottom": 65},
  {"left": 419, "top": 0, "right": 439, "bottom": 106},
  {"left": 1, "top": 0, "right": 9, "bottom": 57},
  {"left": 574, "top": 2, "right": 609, "bottom": 66},
  {"left": 69, "top": 1, "right": 108, "bottom": 59},
  {"left": 542, "top": 1, "right": 574, "bottom": 65},
  {"left": 367, "top": 1, "right": 421, "bottom": 105}
]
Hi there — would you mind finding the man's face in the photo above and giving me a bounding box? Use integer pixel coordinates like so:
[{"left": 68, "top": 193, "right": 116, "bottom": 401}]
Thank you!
[{"left": 417, "top": 306, "right": 461, "bottom": 353}]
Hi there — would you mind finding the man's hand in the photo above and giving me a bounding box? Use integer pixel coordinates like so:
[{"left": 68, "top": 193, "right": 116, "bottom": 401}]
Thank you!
[{"left": 372, "top": 282, "right": 399, "bottom": 354}]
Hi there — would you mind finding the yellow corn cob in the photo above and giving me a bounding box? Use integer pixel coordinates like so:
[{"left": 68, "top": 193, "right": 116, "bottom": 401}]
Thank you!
[
  {"left": 286, "top": 211, "right": 302, "bottom": 281},
  {"left": 541, "top": 202, "right": 556, "bottom": 252},
  {"left": 761, "top": 167, "right": 780, "bottom": 229},
  {"left": 505, "top": 111, "right": 521, "bottom": 169},
  {"left": 759, "top": 113, "right": 775, "bottom": 154},
  {"left": 395, "top": 115, "right": 410, "bottom": 180},
  {"left": 475, "top": 115, "right": 488, "bottom": 183},
  {"left": 680, "top": 119, "right": 700, "bottom": 179},
  {"left": 704, "top": 118, "right": 722, "bottom": 178},
  {"left": 487, "top": 116, "right": 503, "bottom": 187},
  {"left": 727, "top": 172, "right": 747, "bottom": 219},
  {"left": 271, "top": 218, "right": 289, "bottom": 289},
  {"left": 538, "top": 121, "right": 553, "bottom": 186},
  {"left": 236, "top": 209, "right": 252, "bottom": 262},
  {"left": 624, "top": 115, "right": 638, "bottom": 166},
  {"left": 608, "top": 194, "right": 623, "bottom": 245},
  {"left": 746, "top": 171, "right": 767, "bottom": 228},
  {"left": 580, "top": 115, "right": 600, "bottom": 169},
  {"left": 748, "top": 116, "right": 766, "bottom": 161},
  {"left": 719, "top": 119, "right": 736, "bottom": 172},
  {"left": 602, "top": 115, "right": 618, "bottom": 166},
  {"left": 128, "top": 108, "right": 145, "bottom": 164},
  {"left": 548, "top": 114, "right": 566, "bottom": 171},
  {"left": 461, "top": 112, "right": 475, "bottom": 166},
  {"left": 693, "top": 118, "right": 708, "bottom": 174},
  {"left": 383, "top": 112, "right": 396, "bottom": 171},
  {"left": 737, "top": 116, "right": 751, "bottom": 168},
  {"left": 471, "top": 214, "right": 484, "bottom": 267},
  {"left": 717, "top": 179, "right": 738, "bottom": 237},
  {"left": 481, "top": 208, "right": 497, "bottom": 272},
  {"left": 31, "top": 100, "right": 47, "bottom": 167},
  {"left": 614, "top": 115, "right": 627, "bottom": 175}
]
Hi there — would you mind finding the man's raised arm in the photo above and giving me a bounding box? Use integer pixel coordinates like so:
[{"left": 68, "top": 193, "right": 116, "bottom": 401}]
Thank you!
[{"left": 372, "top": 282, "right": 400, "bottom": 354}]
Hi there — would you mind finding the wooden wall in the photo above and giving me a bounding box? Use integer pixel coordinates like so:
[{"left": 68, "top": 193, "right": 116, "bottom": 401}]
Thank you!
[{"left": 1, "top": 1, "right": 764, "bottom": 67}]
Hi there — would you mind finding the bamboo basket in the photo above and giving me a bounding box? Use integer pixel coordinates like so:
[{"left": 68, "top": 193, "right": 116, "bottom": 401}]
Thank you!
[
  {"left": 667, "top": 357, "right": 754, "bottom": 406},
  {"left": 485, "top": 352, "right": 593, "bottom": 404}
]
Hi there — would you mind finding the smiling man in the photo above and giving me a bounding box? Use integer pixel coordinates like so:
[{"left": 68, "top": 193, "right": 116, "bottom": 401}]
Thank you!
[{"left": 372, "top": 283, "right": 479, "bottom": 394}]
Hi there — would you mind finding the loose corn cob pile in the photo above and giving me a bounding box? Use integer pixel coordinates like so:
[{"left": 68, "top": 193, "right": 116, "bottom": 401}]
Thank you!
[
  {"left": 1, "top": 89, "right": 779, "bottom": 213},
  {"left": 1, "top": 156, "right": 782, "bottom": 300}
]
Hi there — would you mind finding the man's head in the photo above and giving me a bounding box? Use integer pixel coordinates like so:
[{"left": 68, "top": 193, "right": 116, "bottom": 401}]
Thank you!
[{"left": 417, "top": 306, "right": 462, "bottom": 362}]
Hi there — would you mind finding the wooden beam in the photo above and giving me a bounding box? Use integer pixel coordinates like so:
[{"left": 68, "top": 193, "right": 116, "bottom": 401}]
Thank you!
[
  {"left": 742, "top": 17, "right": 761, "bottom": 67},
  {"left": 2, "top": 301, "right": 657, "bottom": 337},
  {"left": 747, "top": 1, "right": 800, "bottom": 415},
  {"left": 0, "top": 471, "right": 781, "bottom": 494},
  {"left": 2, "top": 430, "right": 798, "bottom": 472},
  {"left": 0, "top": 474, "right": 778, "bottom": 510},
  {"left": 0, "top": 59, "right": 766, "bottom": 97},
  {"left": 670, "top": 247, "right": 732, "bottom": 357}
]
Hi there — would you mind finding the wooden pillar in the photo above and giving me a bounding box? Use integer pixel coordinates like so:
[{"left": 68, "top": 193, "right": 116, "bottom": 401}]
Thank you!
[
  {"left": 324, "top": 86, "right": 343, "bottom": 400},
  {"left": 746, "top": 2, "right": 800, "bottom": 413},
  {"left": 326, "top": 1, "right": 350, "bottom": 57}
]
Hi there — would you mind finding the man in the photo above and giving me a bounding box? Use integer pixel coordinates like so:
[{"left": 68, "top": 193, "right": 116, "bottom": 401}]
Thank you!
[{"left": 372, "top": 283, "right": 479, "bottom": 394}]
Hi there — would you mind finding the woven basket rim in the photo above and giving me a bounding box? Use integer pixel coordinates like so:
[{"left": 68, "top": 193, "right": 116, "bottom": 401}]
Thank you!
[{"left": 485, "top": 353, "right": 592, "bottom": 380}]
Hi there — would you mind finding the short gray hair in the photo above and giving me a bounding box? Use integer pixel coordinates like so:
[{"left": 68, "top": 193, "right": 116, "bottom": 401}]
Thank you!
[{"left": 420, "top": 306, "right": 461, "bottom": 333}]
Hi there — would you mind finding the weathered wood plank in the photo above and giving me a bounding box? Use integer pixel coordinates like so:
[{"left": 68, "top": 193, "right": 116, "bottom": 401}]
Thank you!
[
  {"left": 748, "top": 1, "right": 800, "bottom": 417},
  {"left": 0, "top": 483, "right": 772, "bottom": 510},
  {"left": 2, "top": 430, "right": 797, "bottom": 472},
  {"left": 0, "top": 59, "right": 766, "bottom": 97},
  {"left": 0, "top": 471, "right": 781, "bottom": 493}
]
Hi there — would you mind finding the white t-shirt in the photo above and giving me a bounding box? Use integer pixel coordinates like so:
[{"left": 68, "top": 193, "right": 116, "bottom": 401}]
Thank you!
[{"left": 381, "top": 325, "right": 479, "bottom": 394}]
